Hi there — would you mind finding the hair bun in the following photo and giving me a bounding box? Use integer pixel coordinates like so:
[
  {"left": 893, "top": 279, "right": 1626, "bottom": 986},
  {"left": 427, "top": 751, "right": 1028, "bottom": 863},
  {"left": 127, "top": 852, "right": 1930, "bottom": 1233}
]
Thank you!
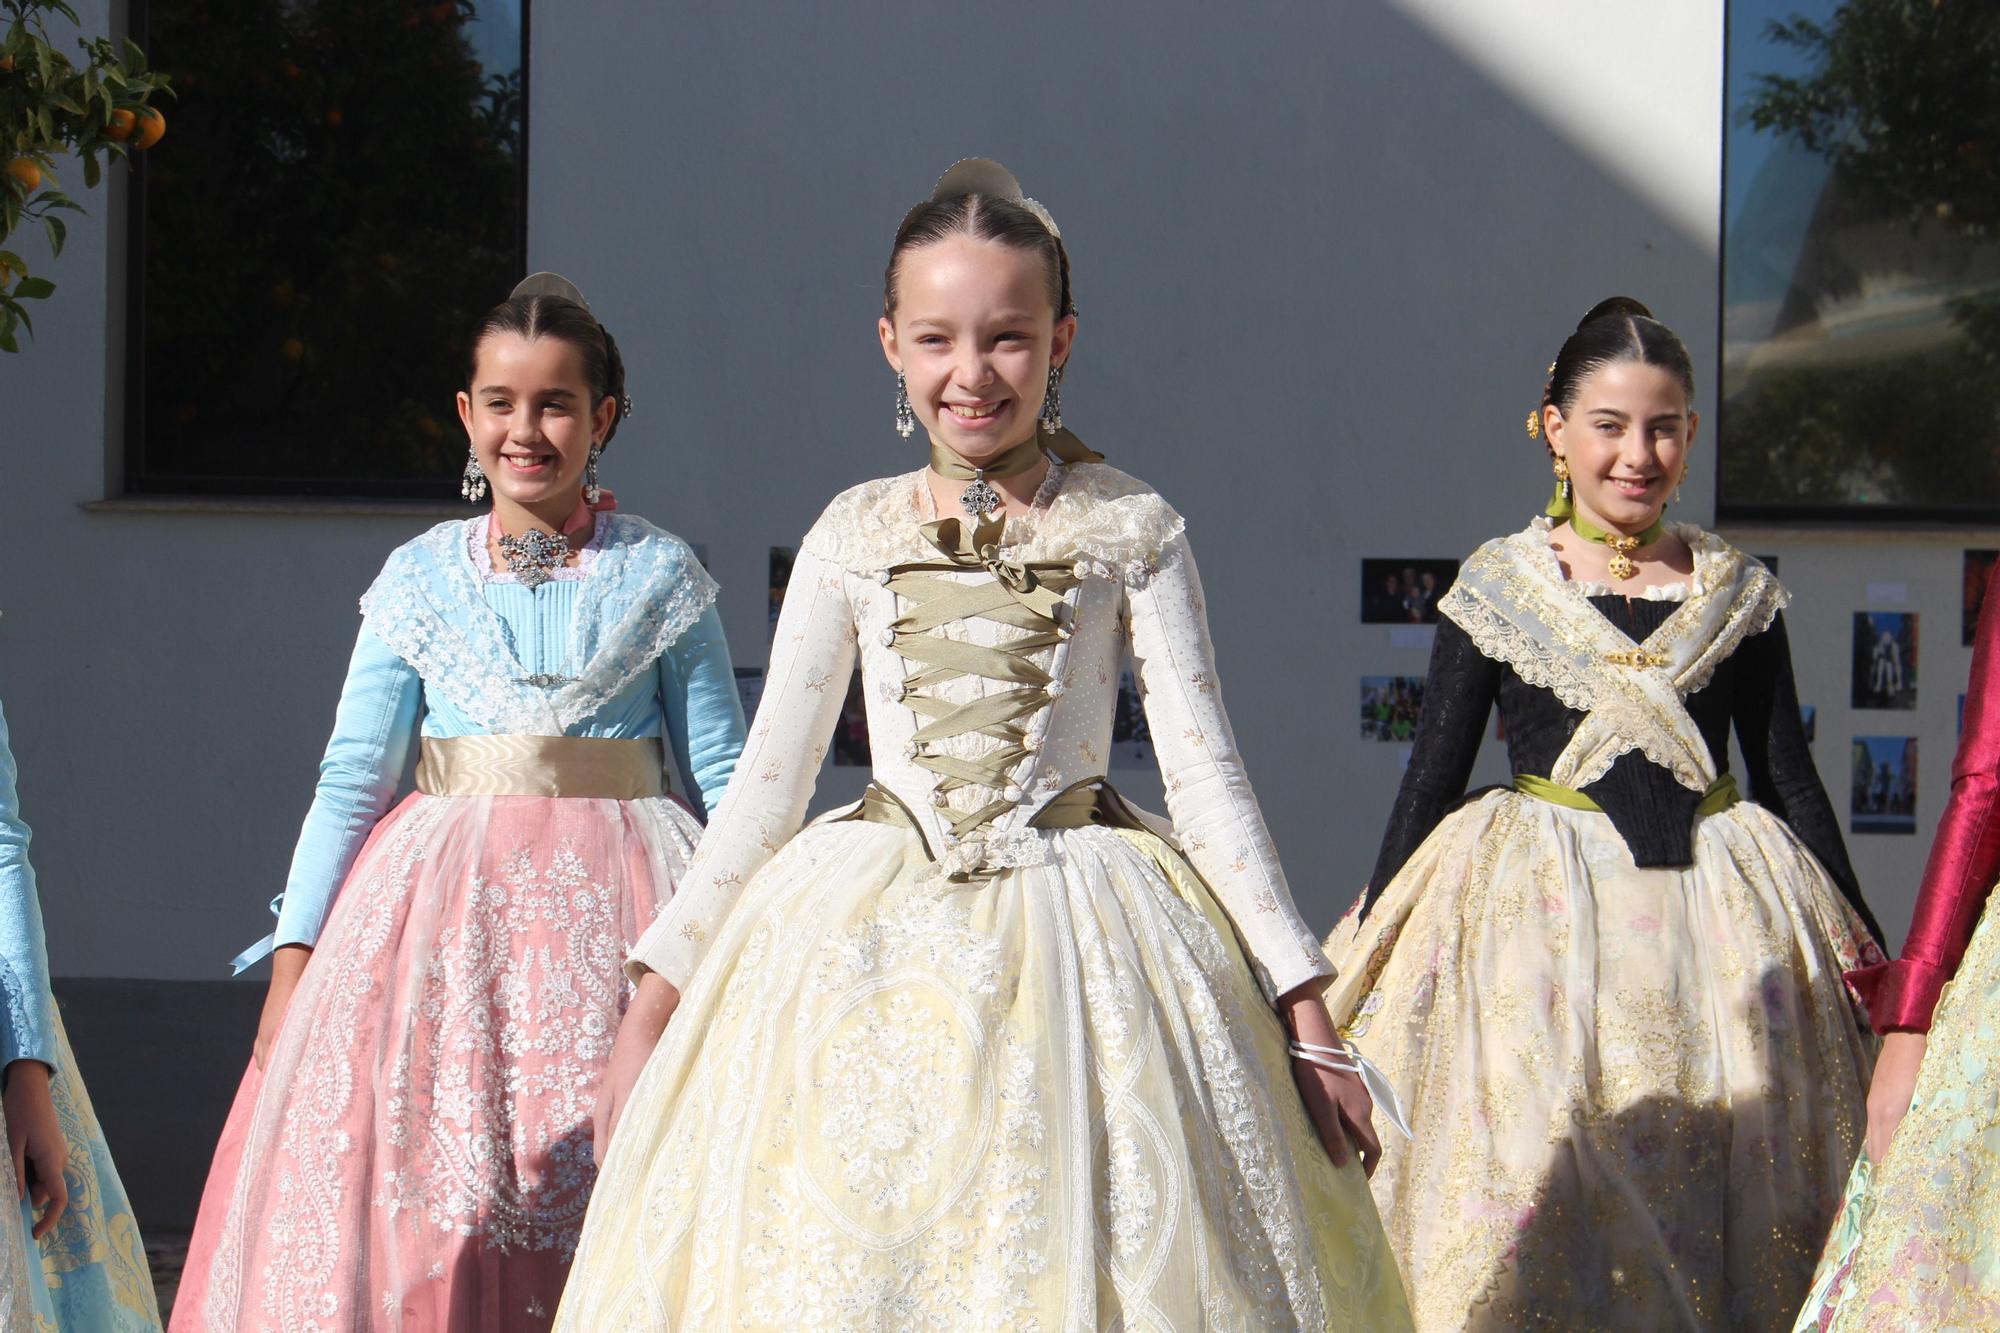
[
  {"left": 1576, "top": 295, "right": 1653, "bottom": 330},
  {"left": 933, "top": 158, "right": 1024, "bottom": 203},
  {"left": 510, "top": 271, "right": 591, "bottom": 309}
]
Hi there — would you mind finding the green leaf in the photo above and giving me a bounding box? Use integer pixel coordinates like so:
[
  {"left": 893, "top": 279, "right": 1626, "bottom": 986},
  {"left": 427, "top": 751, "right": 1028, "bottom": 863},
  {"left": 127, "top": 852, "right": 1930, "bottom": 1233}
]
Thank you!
[
  {"left": 40, "top": 212, "right": 61, "bottom": 255},
  {"left": 80, "top": 151, "right": 96, "bottom": 189},
  {"left": 0, "top": 251, "right": 25, "bottom": 274},
  {"left": 13, "top": 275, "right": 51, "bottom": 299},
  {"left": 122, "top": 37, "right": 144, "bottom": 73},
  {"left": 0, "top": 328, "right": 20, "bottom": 355},
  {"left": 9, "top": 301, "right": 29, "bottom": 334}
]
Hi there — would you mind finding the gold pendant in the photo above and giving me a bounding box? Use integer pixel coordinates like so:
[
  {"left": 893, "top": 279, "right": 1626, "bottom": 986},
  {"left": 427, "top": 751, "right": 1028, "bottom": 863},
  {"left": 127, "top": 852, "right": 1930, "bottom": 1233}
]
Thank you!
[{"left": 1605, "top": 535, "right": 1640, "bottom": 581}]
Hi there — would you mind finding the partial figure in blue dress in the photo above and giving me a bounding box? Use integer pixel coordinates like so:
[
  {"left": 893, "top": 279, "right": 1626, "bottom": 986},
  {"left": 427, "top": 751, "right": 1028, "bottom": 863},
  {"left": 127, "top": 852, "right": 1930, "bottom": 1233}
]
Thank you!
[
  {"left": 173, "top": 274, "right": 747, "bottom": 1332},
  {"left": 0, "top": 698, "right": 162, "bottom": 1331}
]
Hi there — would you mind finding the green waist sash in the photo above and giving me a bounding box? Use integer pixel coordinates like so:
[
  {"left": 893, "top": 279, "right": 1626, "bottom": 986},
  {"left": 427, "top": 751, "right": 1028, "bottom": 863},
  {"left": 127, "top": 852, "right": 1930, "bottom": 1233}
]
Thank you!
[
  {"left": 1514, "top": 771, "right": 1739, "bottom": 817},
  {"left": 842, "top": 777, "right": 1152, "bottom": 875}
]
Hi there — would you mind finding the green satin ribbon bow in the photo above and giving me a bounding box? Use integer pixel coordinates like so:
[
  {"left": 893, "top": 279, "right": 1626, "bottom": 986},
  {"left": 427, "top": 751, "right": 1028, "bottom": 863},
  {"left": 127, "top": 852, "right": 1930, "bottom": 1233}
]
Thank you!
[
  {"left": 1568, "top": 510, "right": 1665, "bottom": 551},
  {"left": 927, "top": 426, "right": 1104, "bottom": 483}
]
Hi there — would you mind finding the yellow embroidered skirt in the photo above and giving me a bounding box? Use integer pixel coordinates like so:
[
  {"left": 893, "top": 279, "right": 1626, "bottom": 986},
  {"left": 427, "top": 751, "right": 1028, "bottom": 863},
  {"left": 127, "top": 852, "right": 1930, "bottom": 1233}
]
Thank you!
[
  {"left": 1795, "top": 881, "right": 2000, "bottom": 1332},
  {"left": 557, "top": 821, "right": 1411, "bottom": 1330},
  {"left": 1325, "top": 789, "right": 1876, "bottom": 1331}
]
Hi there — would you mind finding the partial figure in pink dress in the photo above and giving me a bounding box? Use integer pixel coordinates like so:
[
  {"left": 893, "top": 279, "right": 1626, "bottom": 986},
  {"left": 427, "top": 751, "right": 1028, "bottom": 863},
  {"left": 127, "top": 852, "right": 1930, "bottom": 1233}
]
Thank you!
[{"left": 172, "top": 275, "right": 746, "bottom": 1331}]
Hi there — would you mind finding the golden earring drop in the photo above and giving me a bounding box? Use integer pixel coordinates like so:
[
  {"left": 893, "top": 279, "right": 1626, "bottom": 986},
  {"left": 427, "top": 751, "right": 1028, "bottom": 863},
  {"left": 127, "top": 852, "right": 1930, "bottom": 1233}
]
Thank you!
[
  {"left": 1553, "top": 455, "right": 1571, "bottom": 502},
  {"left": 1525, "top": 410, "right": 1541, "bottom": 440}
]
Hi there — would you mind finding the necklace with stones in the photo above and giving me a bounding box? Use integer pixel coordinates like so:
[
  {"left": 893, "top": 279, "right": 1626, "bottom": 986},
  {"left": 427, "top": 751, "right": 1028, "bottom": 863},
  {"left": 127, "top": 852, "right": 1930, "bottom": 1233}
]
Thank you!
[{"left": 495, "top": 527, "right": 572, "bottom": 589}]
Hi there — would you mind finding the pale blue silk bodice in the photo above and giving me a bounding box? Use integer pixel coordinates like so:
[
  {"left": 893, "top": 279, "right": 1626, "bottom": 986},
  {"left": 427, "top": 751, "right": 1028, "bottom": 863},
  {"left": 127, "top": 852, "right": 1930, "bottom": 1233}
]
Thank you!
[
  {"left": 264, "top": 513, "right": 746, "bottom": 954},
  {"left": 0, "top": 700, "right": 55, "bottom": 1069}
]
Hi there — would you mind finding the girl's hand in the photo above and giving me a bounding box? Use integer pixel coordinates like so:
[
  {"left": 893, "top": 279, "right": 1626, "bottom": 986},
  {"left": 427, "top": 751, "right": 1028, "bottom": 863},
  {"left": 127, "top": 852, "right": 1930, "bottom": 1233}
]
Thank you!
[
  {"left": 1277, "top": 977, "right": 1383, "bottom": 1176},
  {"left": 3, "top": 1061, "right": 67, "bottom": 1239},
  {"left": 593, "top": 971, "right": 680, "bottom": 1164},
  {"left": 1865, "top": 1031, "right": 1927, "bottom": 1164},
  {"left": 254, "top": 944, "right": 312, "bottom": 1071}
]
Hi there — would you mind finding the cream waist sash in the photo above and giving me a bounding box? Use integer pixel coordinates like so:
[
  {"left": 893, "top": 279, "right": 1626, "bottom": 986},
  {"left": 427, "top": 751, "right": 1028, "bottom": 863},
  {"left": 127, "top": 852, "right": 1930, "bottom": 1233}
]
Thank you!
[{"left": 414, "top": 735, "right": 667, "bottom": 799}]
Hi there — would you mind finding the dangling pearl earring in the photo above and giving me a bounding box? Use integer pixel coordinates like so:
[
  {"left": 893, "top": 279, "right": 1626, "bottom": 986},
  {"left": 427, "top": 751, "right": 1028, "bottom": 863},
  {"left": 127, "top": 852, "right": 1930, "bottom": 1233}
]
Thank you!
[
  {"left": 1040, "top": 365, "right": 1064, "bottom": 432},
  {"left": 894, "top": 372, "right": 916, "bottom": 439},
  {"left": 460, "top": 448, "right": 487, "bottom": 502},
  {"left": 584, "top": 443, "right": 604, "bottom": 505}
]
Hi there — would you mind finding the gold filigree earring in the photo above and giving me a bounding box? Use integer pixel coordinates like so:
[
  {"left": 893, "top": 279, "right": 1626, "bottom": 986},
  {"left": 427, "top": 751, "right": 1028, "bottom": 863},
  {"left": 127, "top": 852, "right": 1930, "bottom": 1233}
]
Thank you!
[{"left": 1553, "top": 455, "right": 1571, "bottom": 503}]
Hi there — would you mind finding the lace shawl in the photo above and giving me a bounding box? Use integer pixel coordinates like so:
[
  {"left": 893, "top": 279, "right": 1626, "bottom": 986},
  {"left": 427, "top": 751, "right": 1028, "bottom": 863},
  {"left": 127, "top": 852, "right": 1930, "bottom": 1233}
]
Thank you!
[
  {"left": 1438, "top": 520, "right": 1787, "bottom": 792},
  {"left": 359, "top": 514, "right": 718, "bottom": 735},
  {"left": 801, "top": 462, "right": 1187, "bottom": 586}
]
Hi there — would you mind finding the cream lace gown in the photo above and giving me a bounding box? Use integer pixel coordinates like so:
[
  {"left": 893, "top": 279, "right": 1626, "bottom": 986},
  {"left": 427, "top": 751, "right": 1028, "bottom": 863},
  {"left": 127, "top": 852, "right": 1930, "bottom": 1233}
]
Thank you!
[
  {"left": 1325, "top": 523, "right": 1880, "bottom": 1331},
  {"left": 554, "top": 461, "right": 1411, "bottom": 1330}
]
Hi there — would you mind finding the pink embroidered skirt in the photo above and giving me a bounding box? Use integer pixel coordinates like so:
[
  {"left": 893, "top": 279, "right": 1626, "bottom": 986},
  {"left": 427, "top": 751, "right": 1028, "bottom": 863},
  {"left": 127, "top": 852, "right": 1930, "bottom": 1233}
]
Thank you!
[{"left": 173, "top": 789, "right": 699, "bottom": 1332}]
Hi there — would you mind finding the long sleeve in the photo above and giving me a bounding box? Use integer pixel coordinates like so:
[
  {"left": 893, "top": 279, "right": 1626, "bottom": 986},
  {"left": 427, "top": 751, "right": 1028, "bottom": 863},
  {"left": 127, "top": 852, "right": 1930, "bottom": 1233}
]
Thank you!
[
  {"left": 1849, "top": 587, "right": 2000, "bottom": 1030},
  {"left": 0, "top": 701, "right": 55, "bottom": 1070},
  {"left": 658, "top": 604, "right": 747, "bottom": 817},
  {"left": 629, "top": 548, "right": 857, "bottom": 988},
  {"left": 1127, "top": 535, "right": 1327, "bottom": 1001},
  {"left": 1730, "top": 611, "right": 1880, "bottom": 942},
  {"left": 1365, "top": 616, "right": 1502, "bottom": 907},
  {"left": 271, "top": 624, "right": 423, "bottom": 950}
]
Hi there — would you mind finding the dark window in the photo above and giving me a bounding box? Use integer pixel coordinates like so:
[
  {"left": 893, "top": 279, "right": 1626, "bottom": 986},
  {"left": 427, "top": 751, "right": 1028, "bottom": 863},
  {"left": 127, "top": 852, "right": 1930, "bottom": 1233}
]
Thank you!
[
  {"left": 125, "top": 0, "right": 526, "bottom": 498},
  {"left": 1720, "top": 0, "right": 2000, "bottom": 521}
]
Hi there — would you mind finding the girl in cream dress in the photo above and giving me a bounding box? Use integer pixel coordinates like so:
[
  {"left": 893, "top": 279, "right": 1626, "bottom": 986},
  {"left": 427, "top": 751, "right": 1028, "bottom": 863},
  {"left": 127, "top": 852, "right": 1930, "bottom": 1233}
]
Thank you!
[
  {"left": 1326, "top": 300, "right": 1882, "bottom": 1331},
  {"left": 556, "top": 161, "right": 1411, "bottom": 1331}
]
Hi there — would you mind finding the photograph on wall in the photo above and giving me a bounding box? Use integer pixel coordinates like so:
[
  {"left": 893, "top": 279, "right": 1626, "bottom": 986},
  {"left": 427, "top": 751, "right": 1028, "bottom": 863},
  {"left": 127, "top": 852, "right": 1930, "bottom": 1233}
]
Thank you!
[
  {"left": 1361, "top": 676, "right": 1425, "bottom": 743},
  {"left": 1966, "top": 550, "right": 1998, "bottom": 644},
  {"left": 1800, "top": 705, "right": 1816, "bottom": 744},
  {"left": 1109, "top": 668, "right": 1154, "bottom": 768},
  {"left": 1360, "top": 559, "right": 1458, "bottom": 625},
  {"left": 1850, "top": 735, "right": 1917, "bottom": 835},
  {"left": 768, "top": 545, "right": 795, "bottom": 642},
  {"left": 734, "top": 667, "right": 765, "bottom": 723},
  {"left": 831, "top": 672, "right": 871, "bottom": 766},
  {"left": 1851, "top": 611, "right": 1918, "bottom": 710}
]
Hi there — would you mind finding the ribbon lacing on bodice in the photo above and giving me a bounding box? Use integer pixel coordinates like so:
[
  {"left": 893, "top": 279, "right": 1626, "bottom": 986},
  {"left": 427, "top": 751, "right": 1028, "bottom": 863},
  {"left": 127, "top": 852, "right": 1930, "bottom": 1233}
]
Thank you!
[{"left": 885, "top": 513, "right": 1081, "bottom": 840}]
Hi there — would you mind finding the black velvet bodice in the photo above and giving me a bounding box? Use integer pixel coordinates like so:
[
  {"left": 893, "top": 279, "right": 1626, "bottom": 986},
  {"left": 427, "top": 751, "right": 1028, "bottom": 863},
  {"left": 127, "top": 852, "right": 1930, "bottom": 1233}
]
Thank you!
[{"left": 1366, "top": 597, "right": 1876, "bottom": 939}]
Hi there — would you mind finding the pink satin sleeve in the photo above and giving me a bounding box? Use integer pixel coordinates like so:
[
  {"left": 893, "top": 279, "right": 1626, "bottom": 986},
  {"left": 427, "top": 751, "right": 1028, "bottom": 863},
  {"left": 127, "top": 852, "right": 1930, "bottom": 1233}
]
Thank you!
[{"left": 1849, "top": 581, "right": 2000, "bottom": 1031}]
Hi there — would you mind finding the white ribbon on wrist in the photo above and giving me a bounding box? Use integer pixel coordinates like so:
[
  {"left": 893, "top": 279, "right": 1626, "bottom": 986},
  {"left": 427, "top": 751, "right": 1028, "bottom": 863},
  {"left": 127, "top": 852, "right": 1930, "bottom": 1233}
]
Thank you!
[{"left": 1288, "top": 1037, "right": 1413, "bottom": 1140}]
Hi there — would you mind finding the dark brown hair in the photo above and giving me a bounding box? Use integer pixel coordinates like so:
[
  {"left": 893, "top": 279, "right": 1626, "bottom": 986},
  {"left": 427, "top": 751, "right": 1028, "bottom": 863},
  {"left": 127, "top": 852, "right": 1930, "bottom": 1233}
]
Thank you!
[
  {"left": 466, "top": 294, "right": 628, "bottom": 448},
  {"left": 883, "top": 193, "right": 1073, "bottom": 322},
  {"left": 1542, "top": 296, "right": 1695, "bottom": 425}
]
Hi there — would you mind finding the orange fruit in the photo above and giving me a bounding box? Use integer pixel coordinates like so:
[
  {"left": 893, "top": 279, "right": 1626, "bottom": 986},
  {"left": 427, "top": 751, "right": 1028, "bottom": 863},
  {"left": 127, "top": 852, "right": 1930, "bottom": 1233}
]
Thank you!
[
  {"left": 133, "top": 107, "right": 165, "bottom": 149},
  {"left": 0, "top": 258, "right": 10, "bottom": 286},
  {"left": 0, "top": 55, "right": 14, "bottom": 72},
  {"left": 280, "top": 337, "right": 305, "bottom": 364},
  {"left": 4, "top": 158, "right": 40, "bottom": 193},
  {"left": 323, "top": 107, "right": 343, "bottom": 129},
  {"left": 106, "top": 108, "right": 136, "bottom": 141}
]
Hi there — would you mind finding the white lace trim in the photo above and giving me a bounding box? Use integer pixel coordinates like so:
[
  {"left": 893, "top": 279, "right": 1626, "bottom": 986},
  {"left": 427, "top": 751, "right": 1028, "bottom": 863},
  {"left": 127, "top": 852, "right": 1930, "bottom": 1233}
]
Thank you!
[
  {"left": 464, "top": 512, "right": 607, "bottom": 584},
  {"left": 359, "top": 515, "right": 718, "bottom": 734},
  {"left": 1439, "top": 521, "right": 1789, "bottom": 787},
  {"left": 801, "top": 461, "right": 1186, "bottom": 585},
  {"left": 921, "top": 828, "right": 1056, "bottom": 882}
]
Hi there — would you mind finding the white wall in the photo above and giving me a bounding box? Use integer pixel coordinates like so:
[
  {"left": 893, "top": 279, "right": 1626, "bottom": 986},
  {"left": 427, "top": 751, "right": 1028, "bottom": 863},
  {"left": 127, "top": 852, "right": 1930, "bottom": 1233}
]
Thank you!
[{"left": 0, "top": 0, "right": 1954, "bottom": 981}]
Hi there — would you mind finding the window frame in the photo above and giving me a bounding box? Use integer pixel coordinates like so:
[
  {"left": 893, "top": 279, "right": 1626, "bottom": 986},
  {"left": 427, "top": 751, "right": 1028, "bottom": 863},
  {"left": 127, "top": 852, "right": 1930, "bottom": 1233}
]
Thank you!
[
  {"left": 118, "top": 0, "right": 532, "bottom": 500},
  {"left": 1714, "top": 0, "right": 2000, "bottom": 528}
]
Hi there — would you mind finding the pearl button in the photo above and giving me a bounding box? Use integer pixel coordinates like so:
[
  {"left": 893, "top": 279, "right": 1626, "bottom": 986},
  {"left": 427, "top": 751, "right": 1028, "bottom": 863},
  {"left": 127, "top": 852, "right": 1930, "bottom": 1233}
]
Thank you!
[
  {"left": 876, "top": 569, "right": 892, "bottom": 585},
  {"left": 1021, "top": 735, "right": 1041, "bottom": 754},
  {"left": 930, "top": 789, "right": 949, "bottom": 807},
  {"left": 903, "top": 741, "right": 920, "bottom": 760},
  {"left": 1004, "top": 785, "right": 1024, "bottom": 802},
  {"left": 1046, "top": 681, "right": 1066, "bottom": 698},
  {"left": 880, "top": 628, "right": 897, "bottom": 647},
  {"left": 895, "top": 682, "right": 910, "bottom": 700}
]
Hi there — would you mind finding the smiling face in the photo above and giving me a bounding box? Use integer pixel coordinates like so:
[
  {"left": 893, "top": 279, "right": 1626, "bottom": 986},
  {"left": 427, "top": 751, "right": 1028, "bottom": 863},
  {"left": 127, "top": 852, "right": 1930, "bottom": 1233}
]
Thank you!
[
  {"left": 878, "top": 232, "right": 1075, "bottom": 463},
  {"left": 456, "top": 331, "right": 617, "bottom": 510},
  {"left": 1544, "top": 360, "right": 1698, "bottom": 533}
]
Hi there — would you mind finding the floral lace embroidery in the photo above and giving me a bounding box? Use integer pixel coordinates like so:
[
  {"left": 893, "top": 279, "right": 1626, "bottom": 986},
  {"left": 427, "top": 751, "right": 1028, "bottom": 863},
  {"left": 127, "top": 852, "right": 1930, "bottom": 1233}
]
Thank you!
[
  {"left": 801, "top": 462, "right": 1185, "bottom": 587},
  {"left": 359, "top": 515, "right": 717, "bottom": 735}
]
